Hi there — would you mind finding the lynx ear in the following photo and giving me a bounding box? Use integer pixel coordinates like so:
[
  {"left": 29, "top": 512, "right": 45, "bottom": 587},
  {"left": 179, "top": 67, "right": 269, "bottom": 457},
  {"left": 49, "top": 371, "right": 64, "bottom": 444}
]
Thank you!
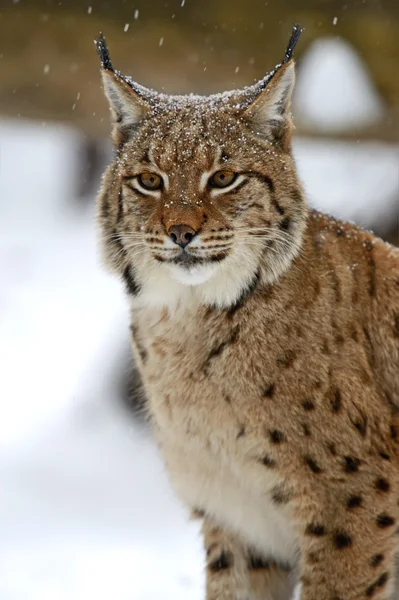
[
  {"left": 242, "top": 24, "right": 302, "bottom": 150},
  {"left": 95, "top": 33, "right": 150, "bottom": 144},
  {"left": 243, "top": 61, "right": 295, "bottom": 147}
]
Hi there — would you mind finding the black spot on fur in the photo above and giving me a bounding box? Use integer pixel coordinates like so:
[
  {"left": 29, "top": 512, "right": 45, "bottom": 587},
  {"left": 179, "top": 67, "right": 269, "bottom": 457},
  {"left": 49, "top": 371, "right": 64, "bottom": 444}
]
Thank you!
[
  {"left": 390, "top": 424, "right": 398, "bottom": 441},
  {"left": 271, "top": 484, "right": 291, "bottom": 505},
  {"left": 279, "top": 217, "right": 291, "bottom": 231},
  {"left": 268, "top": 429, "right": 285, "bottom": 444},
  {"left": 208, "top": 550, "right": 233, "bottom": 572},
  {"left": 304, "top": 456, "right": 323, "bottom": 474},
  {"left": 122, "top": 265, "right": 141, "bottom": 296},
  {"left": 209, "top": 253, "right": 228, "bottom": 262},
  {"left": 376, "top": 572, "right": 388, "bottom": 587},
  {"left": 248, "top": 555, "right": 270, "bottom": 570},
  {"left": 365, "top": 582, "right": 377, "bottom": 597},
  {"left": 204, "top": 326, "right": 239, "bottom": 372},
  {"left": 261, "top": 454, "right": 276, "bottom": 468},
  {"left": 376, "top": 514, "right": 395, "bottom": 528},
  {"left": 352, "top": 415, "right": 368, "bottom": 438},
  {"left": 375, "top": 478, "right": 390, "bottom": 493},
  {"left": 306, "top": 523, "right": 326, "bottom": 536},
  {"left": 365, "top": 572, "right": 389, "bottom": 597},
  {"left": 347, "top": 495, "right": 362, "bottom": 509},
  {"left": 226, "top": 270, "right": 260, "bottom": 318},
  {"left": 236, "top": 426, "right": 246, "bottom": 439},
  {"left": 370, "top": 554, "right": 384, "bottom": 567},
  {"left": 117, "top": 189, "right": 123, "bottom": 222},
  {"left": 343, "top": 456, "right": 361, "bottom": 473},
  {"left": 263, "top": 384, "right": 275, "bottom": 398},
  {"left": 327, "top": 442, "right": 337, "bottom": 456},
  {"left": 379, "top": 451, "right": 390, "bottom": 461},
  {"left": 333, "top": 531, "right": 352, "bottom": 549},
  {"left": 331, "top": 389, "right": 342, "bottom": 413},
  {"left": 302, "top": 400, "right": 315, "bottom": 411},
  {"left": 302, "top": 423, "right": 311, "bottom": 437}
]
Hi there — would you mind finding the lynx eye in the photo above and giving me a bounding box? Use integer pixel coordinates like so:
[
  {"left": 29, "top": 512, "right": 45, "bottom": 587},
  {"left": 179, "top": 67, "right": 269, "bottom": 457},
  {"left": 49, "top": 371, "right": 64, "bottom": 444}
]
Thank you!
[
  {"left": 209, "top": 170, "right": 237, "bottom": 188},
  {"left": 138, "top": 172, "right": 163, "bottom": 191}
]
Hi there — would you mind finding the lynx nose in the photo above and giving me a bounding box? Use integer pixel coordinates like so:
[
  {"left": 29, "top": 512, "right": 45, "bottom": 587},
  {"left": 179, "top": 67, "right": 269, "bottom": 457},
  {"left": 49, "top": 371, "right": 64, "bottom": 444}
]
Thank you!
[{"left": 168, "top": 224, "right": 197, "bottom": 248}]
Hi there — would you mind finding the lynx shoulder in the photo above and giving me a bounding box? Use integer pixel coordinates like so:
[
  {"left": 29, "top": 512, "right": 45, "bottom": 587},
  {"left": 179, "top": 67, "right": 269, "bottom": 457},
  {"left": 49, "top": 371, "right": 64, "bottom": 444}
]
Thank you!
[{"left": 96, "top": 26, "right": 399, "bottom": 600}]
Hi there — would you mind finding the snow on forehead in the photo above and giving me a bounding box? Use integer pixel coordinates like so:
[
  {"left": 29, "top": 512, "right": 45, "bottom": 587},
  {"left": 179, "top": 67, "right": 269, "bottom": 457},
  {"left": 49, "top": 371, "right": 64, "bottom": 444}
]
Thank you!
[{"left": 119, "top": 67, "right": 278, "bottom": 113}]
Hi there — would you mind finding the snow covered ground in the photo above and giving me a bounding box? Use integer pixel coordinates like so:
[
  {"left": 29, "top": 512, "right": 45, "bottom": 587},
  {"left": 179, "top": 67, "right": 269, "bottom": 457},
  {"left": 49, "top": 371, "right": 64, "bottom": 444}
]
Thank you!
[{"left": 0, "top": 41, "right": 397, "bottom": 598}]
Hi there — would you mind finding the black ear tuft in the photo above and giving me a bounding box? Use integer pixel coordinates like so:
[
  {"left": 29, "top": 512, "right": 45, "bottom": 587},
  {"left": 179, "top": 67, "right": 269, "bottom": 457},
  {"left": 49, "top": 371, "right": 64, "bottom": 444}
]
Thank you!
[
  {"left": 282, "top": 24, "right": 303, "bottom": 65},
  {"left": 94, "top": 32, "right": 114, "bottom": 72}
]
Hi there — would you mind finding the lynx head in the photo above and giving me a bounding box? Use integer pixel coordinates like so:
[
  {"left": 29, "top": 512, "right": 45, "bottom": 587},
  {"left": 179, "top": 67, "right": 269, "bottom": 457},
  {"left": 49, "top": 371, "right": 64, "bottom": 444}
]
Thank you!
[{"left": 96, "top": 26, "right": 308, "bottom": 310}]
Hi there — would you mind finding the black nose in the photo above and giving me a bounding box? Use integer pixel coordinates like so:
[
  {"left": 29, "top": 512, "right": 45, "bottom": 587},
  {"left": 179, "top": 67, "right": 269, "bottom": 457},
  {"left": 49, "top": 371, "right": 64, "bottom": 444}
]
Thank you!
[{"left": 168, "top": 224, "right": 197, "bottom": 248}]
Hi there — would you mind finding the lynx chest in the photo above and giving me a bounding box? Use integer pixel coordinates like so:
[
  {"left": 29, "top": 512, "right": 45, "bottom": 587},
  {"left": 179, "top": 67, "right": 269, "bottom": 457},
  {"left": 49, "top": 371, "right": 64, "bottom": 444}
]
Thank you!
[{"left": 131, "top": 304, "right": 300, "bottom": 566}]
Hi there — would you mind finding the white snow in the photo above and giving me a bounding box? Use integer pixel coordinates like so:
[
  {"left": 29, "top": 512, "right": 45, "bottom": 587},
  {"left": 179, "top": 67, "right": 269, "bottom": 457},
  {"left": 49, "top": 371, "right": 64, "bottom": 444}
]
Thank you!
[
  {"left": 293, "top": 137, "right": 399, "bottom": 231},
  {"left": 294, "top": 37, "right": 385, "bottom": 132}
]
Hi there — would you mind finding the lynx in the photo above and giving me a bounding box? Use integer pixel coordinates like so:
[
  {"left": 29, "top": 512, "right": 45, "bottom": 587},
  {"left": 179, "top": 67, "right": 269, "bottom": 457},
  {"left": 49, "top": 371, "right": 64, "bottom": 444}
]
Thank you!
[{"left": 95, "top": 26, "right": 399, "bottom": 599}]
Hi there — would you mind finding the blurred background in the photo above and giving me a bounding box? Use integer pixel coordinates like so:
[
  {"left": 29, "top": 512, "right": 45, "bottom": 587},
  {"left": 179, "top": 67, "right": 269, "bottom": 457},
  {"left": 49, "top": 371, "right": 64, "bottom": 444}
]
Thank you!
[{"left": 0, "top": 1, "right": 398, "bottom": 598}]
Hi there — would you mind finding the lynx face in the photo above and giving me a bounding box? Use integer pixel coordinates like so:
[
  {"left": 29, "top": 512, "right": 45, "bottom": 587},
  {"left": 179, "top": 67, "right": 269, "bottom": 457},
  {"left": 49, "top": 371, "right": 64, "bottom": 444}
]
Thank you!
[{"left": 97, "top": 36, "right": 307, "bottom": 307}]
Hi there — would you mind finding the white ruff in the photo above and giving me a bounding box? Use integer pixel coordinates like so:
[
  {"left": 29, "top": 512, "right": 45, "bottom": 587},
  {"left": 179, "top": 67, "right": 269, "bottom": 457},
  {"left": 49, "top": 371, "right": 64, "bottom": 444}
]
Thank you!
[{"left": 168, "top": 263, "right": 217, "bottom": 286}]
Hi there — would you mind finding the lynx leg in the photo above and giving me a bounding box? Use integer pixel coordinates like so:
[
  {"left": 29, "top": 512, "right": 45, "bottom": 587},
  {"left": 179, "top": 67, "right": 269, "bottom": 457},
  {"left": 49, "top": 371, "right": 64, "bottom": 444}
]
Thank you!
[{"left": 202, "top": 518, "right": 296, "bottom": 600}]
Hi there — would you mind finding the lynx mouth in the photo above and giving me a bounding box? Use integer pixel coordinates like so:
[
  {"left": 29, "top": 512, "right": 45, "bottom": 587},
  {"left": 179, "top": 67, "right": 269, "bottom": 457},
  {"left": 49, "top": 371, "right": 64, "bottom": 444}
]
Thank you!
[{"left": 171, "top": 253, "right": 207, "bottom": 268}]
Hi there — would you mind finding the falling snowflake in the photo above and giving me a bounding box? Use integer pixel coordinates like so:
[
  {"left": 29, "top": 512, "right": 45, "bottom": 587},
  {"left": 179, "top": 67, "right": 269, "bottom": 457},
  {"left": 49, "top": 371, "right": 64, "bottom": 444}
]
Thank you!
[
  {"left": 43, "top": 64, "right": 50, "bottom": 75},
  {"left": 159, "top": 37, "right": 164, "bottom": 46},
  {"left": 124, "top": 23, "right": 130, "bottom": 32},
  {"left": 333, "top": 16, "right": 338, "bottom": 25},
  {"left": 134, "top": 9, "right": 139, "bottom": 19},
  {"left": 87, "top": 6, "right": 92, "bottom": 14}
]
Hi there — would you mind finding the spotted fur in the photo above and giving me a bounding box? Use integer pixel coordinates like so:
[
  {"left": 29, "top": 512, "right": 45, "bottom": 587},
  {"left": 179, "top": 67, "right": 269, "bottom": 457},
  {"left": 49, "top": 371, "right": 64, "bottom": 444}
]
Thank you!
[{"left": 96, "top": 26, "right": 399, "bottom": 600}]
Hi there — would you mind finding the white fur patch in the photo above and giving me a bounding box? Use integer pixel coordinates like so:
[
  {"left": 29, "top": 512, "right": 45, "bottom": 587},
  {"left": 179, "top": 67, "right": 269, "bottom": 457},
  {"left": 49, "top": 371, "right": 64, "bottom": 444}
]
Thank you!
[
  {"left": 164, "top": 438, "right": 300, "bottom": 568},
  {"left": 168, "top": 263, "right": 217, "bottom": 286}
]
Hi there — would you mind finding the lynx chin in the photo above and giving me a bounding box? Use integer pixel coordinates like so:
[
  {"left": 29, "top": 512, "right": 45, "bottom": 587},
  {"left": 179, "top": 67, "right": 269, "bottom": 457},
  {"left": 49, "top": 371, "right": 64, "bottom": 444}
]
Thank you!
[{"left": 95, "top": 25, "right": 399, "bottom": 600}]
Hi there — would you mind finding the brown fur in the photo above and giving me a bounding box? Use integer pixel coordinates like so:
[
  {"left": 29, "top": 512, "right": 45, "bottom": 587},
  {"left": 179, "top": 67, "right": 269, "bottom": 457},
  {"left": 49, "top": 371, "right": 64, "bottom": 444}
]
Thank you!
[{"left": 96, "top": 35, "right": 399, "bottom": 600}]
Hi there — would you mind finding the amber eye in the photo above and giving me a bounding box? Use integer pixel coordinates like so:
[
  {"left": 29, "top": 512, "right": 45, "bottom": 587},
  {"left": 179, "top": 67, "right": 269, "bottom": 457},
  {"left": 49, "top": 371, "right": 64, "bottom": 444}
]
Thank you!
[
  {"left": 209, "top": 170, "right": 237, "bottom": 188},
  {"left": 138, "top": 172, "right": 163, "bottom": 191}
]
